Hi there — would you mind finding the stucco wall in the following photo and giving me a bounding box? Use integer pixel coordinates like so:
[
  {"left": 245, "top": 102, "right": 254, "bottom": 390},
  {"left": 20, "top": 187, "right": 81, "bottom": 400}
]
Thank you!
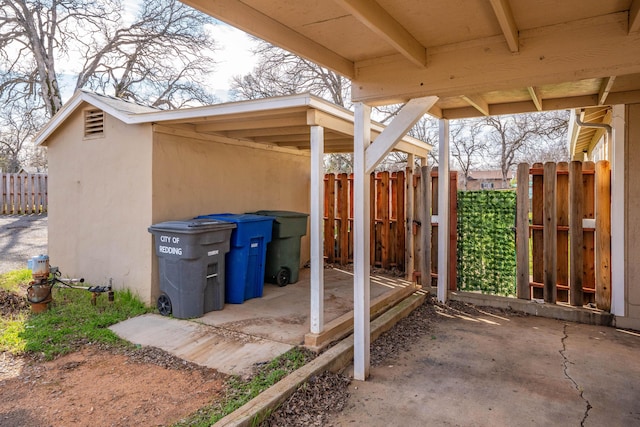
[
  {"left": 624, "top": 103, "right": 640, "bottom": 328},
  {"left": 46, "top": 105, "right": 154, "bottom": 303},
  {"left": 150, "top": 128, "right": 311, "bottom": 301}
]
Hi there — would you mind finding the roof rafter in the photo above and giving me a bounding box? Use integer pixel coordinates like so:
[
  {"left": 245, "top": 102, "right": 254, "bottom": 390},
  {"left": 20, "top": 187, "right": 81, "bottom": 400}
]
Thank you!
[
  {"left": 598, "top": 76, "right": 616, "bottom": 105},
  {"left": 527, "top": 86, "right": 543, "bottom": 111},
  {"left": 630, "top": 0, "right": 640, "bottom": 33},
  {"left": 461, "top": 94, "right": 490, "bottom": 116},
  {"left": 489, "top": 0, "right": 519, "bottom": 52},
  {"left": 333, "top": 0, "right": 427, "bottom": 67}
]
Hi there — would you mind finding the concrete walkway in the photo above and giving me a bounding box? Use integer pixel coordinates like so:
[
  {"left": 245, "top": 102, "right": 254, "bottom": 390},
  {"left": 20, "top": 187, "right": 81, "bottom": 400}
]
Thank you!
[
  {"left": 334, "top": 307, "right": 640, "bottom": 426},
  {"left": 110, "top": 268, "right": 412, "bottom": 377}
]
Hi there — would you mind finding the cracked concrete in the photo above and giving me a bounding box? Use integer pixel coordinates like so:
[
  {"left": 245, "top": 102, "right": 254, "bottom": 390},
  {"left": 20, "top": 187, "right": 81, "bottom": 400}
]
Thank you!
[
  {"left": 560, "top": 324, "right": 592, "bottom": 426},
  {"left": 334, "top": 308, "right": 640, "bottom": 426}
]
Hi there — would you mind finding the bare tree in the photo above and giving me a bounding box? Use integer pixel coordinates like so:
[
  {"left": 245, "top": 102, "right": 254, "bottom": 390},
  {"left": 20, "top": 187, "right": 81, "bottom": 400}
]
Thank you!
[
  {"left": 483, "top": 110, "right": 568, "bottom": 186},
  {"left": 230, "top": 40, "right": 349, "bottom": 106},
  {"left": 0, "top": 0, "right": 218, "bottom": 117},
  {"left": 0, "top": 102, "right": 43, "bottom": 172},
  {"left": 450, "top": 119, "right": 487, "bottom": 189}
]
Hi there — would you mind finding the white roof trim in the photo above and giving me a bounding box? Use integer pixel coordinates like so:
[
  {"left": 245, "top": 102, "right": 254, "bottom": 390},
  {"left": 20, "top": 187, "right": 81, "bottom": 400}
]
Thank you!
[{"left": 34, "top": 90, "right": 432, "bottom": 152}]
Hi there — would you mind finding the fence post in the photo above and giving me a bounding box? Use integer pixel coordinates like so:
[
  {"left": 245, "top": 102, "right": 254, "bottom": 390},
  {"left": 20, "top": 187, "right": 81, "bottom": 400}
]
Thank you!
[
  {"left": 543, "top": 162, "right": 557, "bottom": 304},
  {"left": 405, "top": 155, "right": 415, "bottom": 280},
  {"left": 569, "top": 161, "right": 584, "bottom": 306},
  {"left": 420, "top": 166, "right": 431, "bottom": 288},
  {"left": 516, "top": 163, "right": 530, "bottom": 299},
  {"left": 595, "top": 160, "right": 611, "bottom": 311}
]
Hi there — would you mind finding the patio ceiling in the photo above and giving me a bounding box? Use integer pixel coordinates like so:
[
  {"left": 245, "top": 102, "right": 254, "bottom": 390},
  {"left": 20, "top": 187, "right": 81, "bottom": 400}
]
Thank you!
[{"left": 181, "top": 0, "right": 640, "bottom": 118}]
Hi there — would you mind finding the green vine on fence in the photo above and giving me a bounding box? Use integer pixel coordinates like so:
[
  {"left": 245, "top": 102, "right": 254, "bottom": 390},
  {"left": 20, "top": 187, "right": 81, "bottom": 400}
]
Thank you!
[{"left": 457, "top": 190, "right": 517, "bottom": 296}]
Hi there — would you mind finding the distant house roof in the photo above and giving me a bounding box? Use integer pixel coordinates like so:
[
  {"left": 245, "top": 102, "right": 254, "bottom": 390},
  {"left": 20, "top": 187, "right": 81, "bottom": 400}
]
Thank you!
[
  {"left": 467, "top": 170, "right": 513, "bottom": 181},
  {"left": 34, "top": 90, "right": 433, "bottom": 158}
]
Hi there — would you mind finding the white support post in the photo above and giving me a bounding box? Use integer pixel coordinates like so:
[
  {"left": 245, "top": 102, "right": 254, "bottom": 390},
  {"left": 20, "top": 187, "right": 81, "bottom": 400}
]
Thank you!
[
  {"left": 610, "top": 105, "right": 625, "bottom": 316},
  {"left": 310, "top": 125, "right": 325, "bottom": 334},
  {"left": 438, "top": 119, "right": 450, "bottom": 303},
  {"left": 353, "top": 102, "right": 371, "bottom": 381}
]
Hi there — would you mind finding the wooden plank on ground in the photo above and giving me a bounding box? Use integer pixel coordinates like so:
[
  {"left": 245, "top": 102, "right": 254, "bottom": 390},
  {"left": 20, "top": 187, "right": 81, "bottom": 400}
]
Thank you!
[
  {"left": 569, "top": 161, "right": 584, "bottom": 306},
  {"left": 303, "top": 283, "right": 419, "bottom": 350},
  {"left": 516, "top": 163, "right": 530, "bottom": 299},
  {"left": 543, "top": 162, "right": 557, "bottom": 304},
  {"left": 595, "top": 160, "right": 611, "bottom": 311}
]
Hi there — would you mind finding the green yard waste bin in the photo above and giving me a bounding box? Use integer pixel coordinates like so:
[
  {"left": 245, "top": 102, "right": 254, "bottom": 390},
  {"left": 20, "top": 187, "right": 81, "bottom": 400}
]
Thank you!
[{"left": 250, "top": 210, "right": 308, "bottom": 286}]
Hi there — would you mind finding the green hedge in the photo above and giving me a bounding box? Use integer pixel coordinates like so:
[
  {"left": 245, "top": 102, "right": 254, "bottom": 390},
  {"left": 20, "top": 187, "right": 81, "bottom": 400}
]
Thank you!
[{"left": 457, "top": 190, "right": 517, "bottom": 296}]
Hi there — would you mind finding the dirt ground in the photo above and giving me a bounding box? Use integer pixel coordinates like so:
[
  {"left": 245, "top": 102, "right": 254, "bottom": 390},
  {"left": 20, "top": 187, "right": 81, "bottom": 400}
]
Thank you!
[{"left": 0, "top": 344, "right": 226, "bottom": 427}]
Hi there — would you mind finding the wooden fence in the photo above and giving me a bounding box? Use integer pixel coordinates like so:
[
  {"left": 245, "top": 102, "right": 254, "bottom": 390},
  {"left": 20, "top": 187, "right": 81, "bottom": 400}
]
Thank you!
[
  {"left": 324, "top": 169, "right": 457, "bottom": 287},
  {"left": 1, "top": 173, "right": 48, "bottom": 214},
  {"left": 516, "top": 161, "right": 611, "bottom": 310}
]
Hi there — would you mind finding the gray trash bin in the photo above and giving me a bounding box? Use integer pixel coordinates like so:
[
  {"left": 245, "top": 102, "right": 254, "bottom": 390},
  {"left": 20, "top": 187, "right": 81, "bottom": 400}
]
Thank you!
[{"left": 148, "top": 218, "right": 236, "bottom": 319}]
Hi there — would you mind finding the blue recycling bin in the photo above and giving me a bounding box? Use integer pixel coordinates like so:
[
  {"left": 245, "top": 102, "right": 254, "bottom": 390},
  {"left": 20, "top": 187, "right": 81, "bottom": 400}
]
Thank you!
[{"left": 196, "top": 213, "right": 274, "bottom": 303}]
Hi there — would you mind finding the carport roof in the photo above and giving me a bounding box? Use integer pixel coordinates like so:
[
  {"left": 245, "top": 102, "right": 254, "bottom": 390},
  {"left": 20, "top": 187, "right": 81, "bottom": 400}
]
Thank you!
[
  {"left": 35, "top": 90, "right": 431, "bottom": 157},
  {"left": 180, "top": 0, "right": 640, "bottom": 118}
]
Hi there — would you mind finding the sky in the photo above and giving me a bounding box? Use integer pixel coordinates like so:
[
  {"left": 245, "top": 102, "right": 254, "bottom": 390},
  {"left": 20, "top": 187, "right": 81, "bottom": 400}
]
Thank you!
[{"left": 208, "top": 22, "right": 257, "bottom": 101}]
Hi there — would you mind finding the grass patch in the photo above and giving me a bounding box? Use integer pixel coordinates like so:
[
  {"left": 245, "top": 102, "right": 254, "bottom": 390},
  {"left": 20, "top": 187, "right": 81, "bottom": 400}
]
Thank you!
[
  {"left": 1, "top": 285, "right": 149, "bottom": 360},
  {"left": 0, "top": 269, "right": 31, "bottom": 291},
  {"left": 174, "top": 347, "right": 314, "bottom": 427}
]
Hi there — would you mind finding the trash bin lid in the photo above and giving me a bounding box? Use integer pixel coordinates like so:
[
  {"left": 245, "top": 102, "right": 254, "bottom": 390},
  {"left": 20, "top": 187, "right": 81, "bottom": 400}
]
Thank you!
[
  {"left": 196, "top": 213, "right": 276, "bottom": 224},
  {"left": 251, "top": 210, "right": 309, "bottom": 220},
  {"left": 149, "top": 218, "right": 236, "bottom": 233}
]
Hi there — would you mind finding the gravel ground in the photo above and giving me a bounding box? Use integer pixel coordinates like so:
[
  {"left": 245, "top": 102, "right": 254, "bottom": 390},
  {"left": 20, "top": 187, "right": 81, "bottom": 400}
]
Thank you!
[{"left": 0, "top": 214, "right": 47, "bottom": 274}]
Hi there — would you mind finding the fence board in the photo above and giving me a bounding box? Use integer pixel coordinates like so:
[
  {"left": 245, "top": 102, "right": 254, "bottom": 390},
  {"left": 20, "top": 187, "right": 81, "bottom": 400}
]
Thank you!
[
  {"left": 516, "top": 163, "right": 530, "bottom": 299},
  {"left": 338, "top": 173, "right": 349, "bottom": 264},
  {"left": 531, "top": 163, "right": 544, "bottom": 299},
  {"left": 569, "top": 161, "right": 584, "bottom": 306},
  {"left": 556, "top": 162, "right": 569, "bottom": 302},
  {"left": 405, "top": 159, "right": 415, "bottom": 278},
  {"left": 395, "top": 171, "right": 406, "bottom": 270},
  {"left": 420, "top": 166, "right": 431, "bottom": 287},
  {"left": 324, "top": 174, "right": 335, "bottom": 263},
  {"left": 543, "top": 162, "right": 558, "bottom": 304},
  {"left": 582, "top": 162, "right": 596, "bottom": 300},
  {"left": 0, "top": 173, "right": 48, "bottom": 215},
  {"left": 595, "top": 161, "right": 611, "bottom": 311}
]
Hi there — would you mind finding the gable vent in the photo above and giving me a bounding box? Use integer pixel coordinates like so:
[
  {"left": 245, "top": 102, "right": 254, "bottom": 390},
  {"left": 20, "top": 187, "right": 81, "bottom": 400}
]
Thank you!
[{"left": 84, "top": 109, "right": 104, "bottom": 137}]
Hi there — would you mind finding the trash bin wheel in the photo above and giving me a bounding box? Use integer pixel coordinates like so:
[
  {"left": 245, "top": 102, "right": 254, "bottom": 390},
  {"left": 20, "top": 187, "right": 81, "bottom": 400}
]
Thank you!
[
  {"left": 157, "top": 293, "right": 172, "bottom": 316},
  {"left": 276, "top": 268, "right": 291, "bottom": 287}
]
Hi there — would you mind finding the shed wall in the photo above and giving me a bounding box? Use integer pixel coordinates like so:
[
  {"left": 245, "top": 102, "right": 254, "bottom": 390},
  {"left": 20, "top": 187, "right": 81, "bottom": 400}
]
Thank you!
[
  {"left": 150, "top": 129, "right": 311, "bottom": 301},
  {"left": 46, "top": 107, "right": 154, "bottom": 302}
]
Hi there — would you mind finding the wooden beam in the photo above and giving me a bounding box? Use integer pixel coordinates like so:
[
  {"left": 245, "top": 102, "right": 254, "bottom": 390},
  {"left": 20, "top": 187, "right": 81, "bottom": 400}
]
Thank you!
[
  {"left": 195, "top": 116, "right": 307, "bottom": 132},
  {"left": 461, "top": 94, "right": 490, "bottom": 116},
  {"left": 489, "top": 0, "right": 519, "bottom": 52},
  {"left": 334, "top": 0, "right": 426, "bottom": 68},
  {"left": 353, "top": 13, "right": 640, "bottom": 103},
  {"left": 365, "top": 96, "right": 438, "bottom": 173},
  {"left": 353, "top": 102, "right": 371, "bottom": 381},
  {"left": 527, "top": 86, "right": 543, "bottom": 111},
  {"left": 307, "top": 110, "right": 355, "bottom": 136},
  {"left": 180, "top": 0, "right": 355, "bottom": 78},
  {"left": 598, "top": 76, "right": 616, "bottom": 105},
  {"left": 630, "top": 0, "right": 640, "bottom": 33}
]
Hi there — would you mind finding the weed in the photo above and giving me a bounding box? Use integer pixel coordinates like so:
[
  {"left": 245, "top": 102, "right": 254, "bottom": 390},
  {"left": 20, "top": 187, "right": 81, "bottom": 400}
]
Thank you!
[
  {"left": 173, "top": 347, "right": 314, "bottom": 427},
  {"left": 0, "top": 269, "right": 31, "bottom": 291}
]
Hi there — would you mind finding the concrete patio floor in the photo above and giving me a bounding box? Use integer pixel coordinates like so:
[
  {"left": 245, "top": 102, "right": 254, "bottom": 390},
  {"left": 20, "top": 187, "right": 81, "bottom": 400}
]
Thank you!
[
  {"left": 334, "top": 305, "right": 640, "bottom": 426},
  {"left": 110, "top": 267, "right": 413, "bottom": 376}
]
